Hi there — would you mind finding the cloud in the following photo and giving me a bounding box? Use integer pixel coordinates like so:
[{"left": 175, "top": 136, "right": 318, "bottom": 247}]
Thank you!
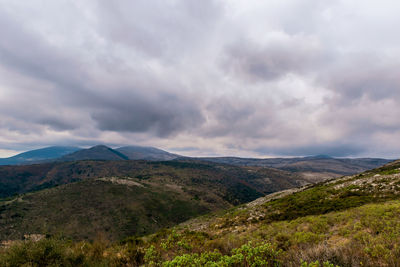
[
  {"left": 95, "top": 0, "right": 222, "bottom": 60},
  {"left": 254, "top": 142, "right": 365, "bottom": 158},
  {"left": 221, "top": 32, "right": 324, "bottom": 82},
  {"left": 91, "top": 91, "right": 205, "bottom": 137},
  {"left": 0, "top": 0, "right": 400, "bottom": 158},
  {"left": 0, "top": 2, "right": 206, "bottom": 140}
]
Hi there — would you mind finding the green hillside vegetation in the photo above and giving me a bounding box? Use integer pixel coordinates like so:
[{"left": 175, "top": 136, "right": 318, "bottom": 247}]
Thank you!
[
  {"left": 1, "top": 160, "right": 399, "bottom": 266},
  {"left": 0, "top": 160, "right": 307, "bottom": 241},
  {"left": 0, "top": 179, "right": 212, "bottom": 241},
  {"left": 198, "top": 157, "right": 391, "bottom": 181},
  {"left": 0, "top": 159, "right": 306, "bottom": 199}
]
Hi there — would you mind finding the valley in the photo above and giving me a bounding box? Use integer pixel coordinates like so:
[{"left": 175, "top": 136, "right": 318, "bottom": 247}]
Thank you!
[
  {"left": 0, "top": 145, "right": 397, "bottom": 266},
  {"left": 0, "top": 159, "right": 307, "bottom": 241}
]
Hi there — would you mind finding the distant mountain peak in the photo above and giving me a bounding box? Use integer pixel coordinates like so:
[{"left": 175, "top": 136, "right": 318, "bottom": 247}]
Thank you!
[
  {"left": 91, "top": 144, "right": 109, "bottom": 148},
  {"left": 0, "top": 146, "right": 81, "bottom": 165},
  {"left": 303, "top": 155, "right": 333, "bottom": 159},
  {"left": 61, "top": 145, "right": 129, "bottom": 161},
  {"left": 116, "top": 145, "right": 180, "bottom": 161}
]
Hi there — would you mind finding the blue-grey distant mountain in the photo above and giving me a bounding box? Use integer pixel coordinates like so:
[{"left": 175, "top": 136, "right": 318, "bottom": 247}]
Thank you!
[
  {"left": 0, "top": 145, "right": 181, "bottom": 165},
  {"left": 60, "top": 145, "right": 129, "bottom": 161},
  {"left": 116, "top": 146, "right": 180, "bottom": 161},
  {"left": 303, "top": 155, "right": 333, "bottom": 159},
  {"left": 189, "top": 156, "right": 392, "bottom": 181},
  {"left": 0, "top": 146, "right": 81, "bottom": 166},
  {"left": 0, "top": 144, "right": 392, "bottom": 183}
]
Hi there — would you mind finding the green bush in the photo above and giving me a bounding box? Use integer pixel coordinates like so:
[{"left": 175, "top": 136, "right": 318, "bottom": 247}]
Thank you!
[
  {"left": 300, "top": 260, "right": 339, "bottom": 267},
  {"left": 0, "top": 239, "right": 85, "bottom": 267},
  {"left": 162, "top": 242, "right": 281, "bottom": 266}
]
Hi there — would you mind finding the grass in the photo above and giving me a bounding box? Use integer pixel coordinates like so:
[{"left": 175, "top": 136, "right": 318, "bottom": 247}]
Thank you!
[
  {"left": 0, "top": 179, "right": 213, "bottom": 241},
  {"left": 1, "top": 160, "right": 400, "bottom": 266},
  {"left": 3, "top": 201, "right": 400, "bottom": 266},
  {"left": 147, "top": 201, "right": 400, "bottom": 266},
  {"left": 0, "top": 159, "right": 312, "bottom": 241}
]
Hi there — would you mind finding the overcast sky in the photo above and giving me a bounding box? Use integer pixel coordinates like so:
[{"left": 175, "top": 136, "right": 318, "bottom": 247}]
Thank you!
[{"left": 0, "top": 0, "right": 400, "bottom": 158}]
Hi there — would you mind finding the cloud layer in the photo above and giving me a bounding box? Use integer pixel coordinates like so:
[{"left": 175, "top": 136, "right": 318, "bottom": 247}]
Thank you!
[{"left": 0, "top": 0, "right": 400, "bottom": 158}]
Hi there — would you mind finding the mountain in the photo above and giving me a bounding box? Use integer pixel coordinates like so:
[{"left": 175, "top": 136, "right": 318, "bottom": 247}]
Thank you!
[
  {"left": 60, "top": 144, "right": 180, "bottom": 162},
  {"left": 0, "top": 159, "right": 310, "bottom": 199},
  {"left": 194, "top": 156, "right": 392, "bottom": 181},
  {"left": 145, "top": 159, "right": 400, "bottom": 266},
  {"left": 0, "top": 159, "right": 310, "bottom": 241},
  {"left": 2, "top": 159, "right": 399, "bottom": 266},
  {"left": 0, "top": 145, "right": 180, "bottom": 166},
  {"left": 60, "top": 145, "right": 129, "bottom": 161},
  {"left": 116, "top": 145, "right": 179, "bottom": 161},
  {"left": 0, "top": 144, "right": 390, "bottom": 183},
  {"left": 0, "top": 146, "right": 80, "bottom": 166},
  {"left": 303, "top": 154, "right": 333, "bottom": 159}
]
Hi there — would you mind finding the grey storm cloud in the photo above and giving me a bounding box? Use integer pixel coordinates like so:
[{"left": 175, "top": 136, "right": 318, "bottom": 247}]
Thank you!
[
  {"left": 0, "top": 1, "right": 206, "bottom": 139},
  {"left": 91, "top": 91, "right": 205, "bottom": 137},
  {"left": 0, "top": 8, "right": 88, "bottom": 92},
  {"left": 0, "top": 0, "right": 400, "bottom": 158},
  {"left": 95, "top": 0, "right": 222, "bottom": 59},
  {"left": 255, "top": 142, "right": 365, "bottom": 158},
  {"left": 222, "top": 34, "right": 324, "bottom": 82},
  {"left": 319, "top": 55, "right": 400, "bottom": 103}
]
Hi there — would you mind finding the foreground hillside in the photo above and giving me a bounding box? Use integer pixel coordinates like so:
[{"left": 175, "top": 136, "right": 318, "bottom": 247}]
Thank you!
[
  {"left": 1, "top": 160, "right": 399, "bottom": 266},
  {"left": 0, "top": 160, "right": 307, "bottom": 241}
]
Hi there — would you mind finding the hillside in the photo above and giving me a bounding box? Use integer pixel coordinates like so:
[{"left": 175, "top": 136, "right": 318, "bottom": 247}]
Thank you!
[
  {"left": 0, "top": 146, "right": 80, "bottom": 166},
  {"left": 116, "top": 146, "right": 179, "bottom": 161},
  {"left": 2, "top": 160, "right": 399, "bottom": 266},
  {"left": 0, "top": 160, "right": 309, "bottom": 241},
  {"left": 60, "top": 145, "right": 129, "bottom": 161},
  {"left": 141, "top": 159, "right": 400, "bottom": 266},
  {"left": 0, "top": 160, "right": 307, "bottom": 199},
  {"left": 0, "top": 178, "right": 214, "bottom": 241},
  {"left": 196, "top": 156, "right": 391, "bottom": 181},
  {"left": 0, "top": 145, "right": 180, "bottom": 166},
  {"left": 0, "top": 145, "right": 390, "bottom": 184}
]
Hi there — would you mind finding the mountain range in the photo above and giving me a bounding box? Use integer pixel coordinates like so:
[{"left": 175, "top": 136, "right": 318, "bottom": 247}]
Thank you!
[
  {"left": 1, "top": 153, "right": 399, "bottom": 266},
  {"left": 0, "top": 145, "right": 391, "bottom": 182},
  {"left": 0, "top": 145, "right": 179, "bottom": 165},
  {"left": 189, "top": 156, "right": 392, "bottom": 181},
  {"left": 0, "top": 144, "right": 394, "bottom": 242},
  {"left": 0, "top": 159, "right": 308, "bottom": 240},
  {"left": 0, "top": 146, "right": 80, "bottom": 165}
]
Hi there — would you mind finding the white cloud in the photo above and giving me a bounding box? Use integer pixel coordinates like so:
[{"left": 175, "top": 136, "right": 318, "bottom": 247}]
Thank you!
[{"left": 0, "top": 0, "right": 399, "bottom": 157}]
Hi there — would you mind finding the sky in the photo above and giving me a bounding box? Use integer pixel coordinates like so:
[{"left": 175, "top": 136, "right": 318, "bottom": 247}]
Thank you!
[{"left": 0, "top": 0, "right": 400, "bottom": 158}]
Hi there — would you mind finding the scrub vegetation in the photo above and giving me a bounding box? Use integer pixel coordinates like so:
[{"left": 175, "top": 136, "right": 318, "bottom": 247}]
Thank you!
[{"left": 1, "top": 160, "right": 400, "bottom": 266}]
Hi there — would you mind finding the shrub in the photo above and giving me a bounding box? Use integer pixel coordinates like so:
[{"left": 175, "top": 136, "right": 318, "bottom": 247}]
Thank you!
[
  {"left": 162, "top": 241, "right": 282, "bottom": 266},
  {"left": 0, "top": 238, "right": 85, "bottom": 267},
  {"left": 300, "top": 260, "right": 339, "bottom": 267}
]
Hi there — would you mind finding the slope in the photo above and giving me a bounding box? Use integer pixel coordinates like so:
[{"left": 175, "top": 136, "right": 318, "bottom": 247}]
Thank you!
[
  {"left": 137, "top": 159, "right": 400, "bottom": 266},
  {"left": 0, "top": 146, "right": 80, "bottom": 166},
  {"left": 60, "top": 145, "right": 129, "bottom": 161},
  {"left": 0, "top": 160, "right": 309, "bottom": 241},
  {"left": 2, "top": 160, "right": 400, "bottom": 266},
  {"left": 116, "top": 146, "right": 179, "bottom": 161},
  {"left": 0, "top": 159, "right": 307, "bottom": 199},
  {"left": 196, "top": 156, "right": 391, "bottom": 181}
]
